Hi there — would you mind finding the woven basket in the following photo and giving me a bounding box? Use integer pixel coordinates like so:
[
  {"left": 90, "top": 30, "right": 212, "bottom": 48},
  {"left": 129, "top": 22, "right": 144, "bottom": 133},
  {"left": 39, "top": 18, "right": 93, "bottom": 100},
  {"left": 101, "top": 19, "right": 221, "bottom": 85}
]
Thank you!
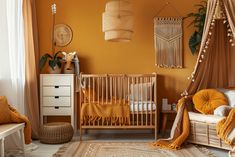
[
  {"left": 40, "top": 122, "right": 74, "bottom": 144},
  {"left": 187, "top": 120, "right": 233, "bottom": 150}
]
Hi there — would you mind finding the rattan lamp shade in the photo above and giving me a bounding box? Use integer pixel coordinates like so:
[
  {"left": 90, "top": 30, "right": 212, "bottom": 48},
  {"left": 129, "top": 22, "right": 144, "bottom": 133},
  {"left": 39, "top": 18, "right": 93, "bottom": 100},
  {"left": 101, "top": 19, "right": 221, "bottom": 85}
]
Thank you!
[{"left": 102, "top": 0, "right": 134, "bottom": 42}]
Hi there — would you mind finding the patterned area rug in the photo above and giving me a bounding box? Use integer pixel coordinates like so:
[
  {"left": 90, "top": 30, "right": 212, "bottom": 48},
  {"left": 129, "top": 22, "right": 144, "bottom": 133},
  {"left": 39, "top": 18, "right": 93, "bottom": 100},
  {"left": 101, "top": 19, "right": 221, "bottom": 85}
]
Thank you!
[{"left": 53, "top": 142, "right": 216, "bottom": 157}]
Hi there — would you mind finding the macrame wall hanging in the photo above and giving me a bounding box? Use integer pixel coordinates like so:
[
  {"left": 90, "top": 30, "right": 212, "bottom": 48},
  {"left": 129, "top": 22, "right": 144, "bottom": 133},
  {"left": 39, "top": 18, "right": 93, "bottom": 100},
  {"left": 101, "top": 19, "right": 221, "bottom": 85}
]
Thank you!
[{"left": 154, "top": 2, "right": 183, "bottom": 68}]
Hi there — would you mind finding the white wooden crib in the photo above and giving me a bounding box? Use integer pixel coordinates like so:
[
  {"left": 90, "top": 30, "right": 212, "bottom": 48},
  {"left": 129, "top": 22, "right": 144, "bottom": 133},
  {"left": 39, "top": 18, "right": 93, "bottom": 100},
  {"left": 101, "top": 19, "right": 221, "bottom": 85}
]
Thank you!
[{"left": 79, "top": 73, "right": 158, "bottom": 140}]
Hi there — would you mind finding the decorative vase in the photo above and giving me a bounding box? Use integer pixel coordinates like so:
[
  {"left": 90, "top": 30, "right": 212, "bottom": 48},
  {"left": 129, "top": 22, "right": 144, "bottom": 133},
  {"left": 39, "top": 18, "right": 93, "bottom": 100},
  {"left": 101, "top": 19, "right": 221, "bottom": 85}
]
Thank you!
[{"left": 48, "top": 65, "right": 62, "bottom": 74}]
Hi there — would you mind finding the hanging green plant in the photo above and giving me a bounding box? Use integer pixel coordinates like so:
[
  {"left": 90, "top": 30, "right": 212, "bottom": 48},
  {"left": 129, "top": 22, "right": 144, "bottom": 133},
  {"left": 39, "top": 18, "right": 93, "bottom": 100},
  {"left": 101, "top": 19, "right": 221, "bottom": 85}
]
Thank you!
[{"left": 186, "top": 1, "right": 207, "bottom": 55}]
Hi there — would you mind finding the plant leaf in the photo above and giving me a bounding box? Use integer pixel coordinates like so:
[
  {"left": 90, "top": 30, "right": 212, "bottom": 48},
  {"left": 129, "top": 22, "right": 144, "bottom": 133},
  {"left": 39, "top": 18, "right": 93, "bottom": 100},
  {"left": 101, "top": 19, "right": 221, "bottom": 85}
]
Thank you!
[
  {"left": 54, "top": 51, "right": 62, "bottom": 60},
  {"left": 189, "top": 31, "right": 202, "bottom": 55},
  {"left": 39, "top": 53, "right": 52, "bottom": 70},
  {"left": 187, "top": 0, "right": 207, "bottom": 54},
  {"left": 57, "top": 61, "right": 62, "bottom": 68},
  {"left": 49, "top": 60, "right": 56, "bottom": 70}
]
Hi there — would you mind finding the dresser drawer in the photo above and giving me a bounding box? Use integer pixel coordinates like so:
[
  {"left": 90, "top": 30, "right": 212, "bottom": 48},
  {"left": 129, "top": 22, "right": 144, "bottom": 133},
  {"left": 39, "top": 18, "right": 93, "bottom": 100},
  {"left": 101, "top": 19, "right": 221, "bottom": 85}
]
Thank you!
[
  {"left": 42, "top": 97, "right": 70, "bottom": 107},
  {"left": 42, "top": 75, "right": 71, "bottom": 86},
  {"left": 42, "top": 86, "right": 71, "bottom": 96},
  {"left": 42, "top": 107, "right": 72, "bottom": 115}
]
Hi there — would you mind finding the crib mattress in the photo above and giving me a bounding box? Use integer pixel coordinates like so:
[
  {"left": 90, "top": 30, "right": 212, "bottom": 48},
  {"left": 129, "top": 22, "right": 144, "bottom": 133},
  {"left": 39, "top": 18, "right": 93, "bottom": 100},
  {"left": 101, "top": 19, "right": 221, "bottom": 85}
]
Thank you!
[
  {"left": 129, "top": 101, "right": 156, "bottom": 112},
  {"left": 188, "top": 112, "right": 225, "bottom": 124}
]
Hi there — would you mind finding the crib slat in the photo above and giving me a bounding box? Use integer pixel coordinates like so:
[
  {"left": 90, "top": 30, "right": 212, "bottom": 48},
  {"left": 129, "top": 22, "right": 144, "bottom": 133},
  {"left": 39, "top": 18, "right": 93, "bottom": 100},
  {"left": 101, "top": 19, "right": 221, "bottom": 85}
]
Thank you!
[
  {"left": 89, "top": 77, "right": 91, "bottom": 104},
  {"left": 106, "top": 75, "right": 108, "bottom": 104},
  {"left": 102, "top": 77, "right": 104, "bottom": 104},
  {"left": 131, "top": 77, "right": 135, "bottom": 126},
  {"left": 127, "top": 77, "right": 130, "bottom": 126},
  {"left": 98, "top": 77, "right": 100, "bottom": 104},
  {"left": 97, "top": 77, "right": 100, "bottom": 126},
  {"left": 119, "top": 77, "right": 121, "bottom": 105},
  {"left": 154, "top": 73, "right": 158, "bottom": 140},
  {"left": 150, "top": 76, "right": 153, "bottom": 126},
  {"left": 110, "top": 77, "right": 113, "bottom": 104},
  {"left": 119, "top": 78, "right": 122, "bottom": 127},
  {"left": 115, "top": 77, "right": 117, "bottom": 104},
  {"left": 145, "top": 77, "right": 148, "bottom": 126},
  {"left": 88, "top": 77, "right": 91, "bottom": 126},
  {"left": 123, "top": 75, "right": 125, "bottom": 105},
  {"left": 79, "top": 74, "right": 83, "bottom": 141},
  {"left": 141, "top": 77, "right": 143, "bottom": 126},
  {"left": 137, "top": 77, "right": 139, "bottom": 126},
  {"left": 85, "top": 77, "right": 87, "bottom": 104},
  {"left": 93, "top": 77, "right": 95, "bottom": 103}
]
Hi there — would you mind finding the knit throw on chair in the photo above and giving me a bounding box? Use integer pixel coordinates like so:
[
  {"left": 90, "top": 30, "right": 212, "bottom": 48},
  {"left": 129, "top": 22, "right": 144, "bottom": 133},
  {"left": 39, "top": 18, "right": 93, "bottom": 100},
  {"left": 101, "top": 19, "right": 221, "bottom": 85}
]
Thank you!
[
  {"left": 152, "top": 96, "right": 235, "bottom": 150},
  {"left": 216, "top": 108, "right": 235, "bottom": 145},
  {"left": 151, "top": 96, "right": 190, "bottom": 150},
  {"left": 154, "top": 17, "right": 183, "bottom": 68}
]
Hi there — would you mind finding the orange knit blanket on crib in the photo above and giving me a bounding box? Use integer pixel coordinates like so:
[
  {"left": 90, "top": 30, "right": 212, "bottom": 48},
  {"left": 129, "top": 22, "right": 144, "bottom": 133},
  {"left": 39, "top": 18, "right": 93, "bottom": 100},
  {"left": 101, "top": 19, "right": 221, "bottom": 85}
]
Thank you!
[{"left": 81, "top": 101, "right": 130, "bottom": 125}]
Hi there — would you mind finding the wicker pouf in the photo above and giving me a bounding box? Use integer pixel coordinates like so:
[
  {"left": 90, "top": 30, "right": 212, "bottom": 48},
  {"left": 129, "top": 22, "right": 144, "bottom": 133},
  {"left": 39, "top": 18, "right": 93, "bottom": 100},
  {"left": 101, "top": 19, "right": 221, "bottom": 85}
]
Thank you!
[{"left": 40, "top": 122, "right": 74, "bottom": 144}]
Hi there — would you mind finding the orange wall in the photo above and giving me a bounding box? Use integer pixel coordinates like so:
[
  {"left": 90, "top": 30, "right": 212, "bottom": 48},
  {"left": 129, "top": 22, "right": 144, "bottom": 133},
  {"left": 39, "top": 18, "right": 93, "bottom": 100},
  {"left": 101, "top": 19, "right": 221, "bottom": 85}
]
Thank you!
[{"left": 36, "top": 0, "right": 200, "bottom": 104}]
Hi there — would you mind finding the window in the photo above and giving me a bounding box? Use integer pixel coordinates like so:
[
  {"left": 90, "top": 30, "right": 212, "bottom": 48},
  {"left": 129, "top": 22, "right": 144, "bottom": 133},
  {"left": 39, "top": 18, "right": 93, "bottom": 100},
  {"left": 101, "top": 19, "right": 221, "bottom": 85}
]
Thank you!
[{"left": 0, "top": 0, "right": 25, "bottom": 113}]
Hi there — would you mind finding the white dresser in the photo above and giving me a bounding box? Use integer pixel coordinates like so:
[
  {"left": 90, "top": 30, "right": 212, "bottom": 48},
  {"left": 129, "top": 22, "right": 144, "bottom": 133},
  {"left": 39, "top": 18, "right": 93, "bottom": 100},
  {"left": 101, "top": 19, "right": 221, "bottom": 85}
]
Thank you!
[{"left": 40, "top": 74, "right": 77, "bottom": 130}]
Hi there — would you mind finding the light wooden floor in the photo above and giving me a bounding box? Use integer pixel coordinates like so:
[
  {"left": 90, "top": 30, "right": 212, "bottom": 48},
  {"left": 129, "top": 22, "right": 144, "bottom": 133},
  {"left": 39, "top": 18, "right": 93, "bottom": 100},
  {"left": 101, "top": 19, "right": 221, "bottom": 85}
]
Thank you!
[{"left": 25, "top": 132, "right": 228, "bottom": 157}]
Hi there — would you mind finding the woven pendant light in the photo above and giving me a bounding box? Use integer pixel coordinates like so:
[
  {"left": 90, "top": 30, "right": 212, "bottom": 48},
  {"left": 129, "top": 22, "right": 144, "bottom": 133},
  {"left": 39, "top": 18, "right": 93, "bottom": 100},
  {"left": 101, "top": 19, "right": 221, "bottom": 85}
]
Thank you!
[{"left": 102, "top": 0, "right": 134, "bottom": 42}]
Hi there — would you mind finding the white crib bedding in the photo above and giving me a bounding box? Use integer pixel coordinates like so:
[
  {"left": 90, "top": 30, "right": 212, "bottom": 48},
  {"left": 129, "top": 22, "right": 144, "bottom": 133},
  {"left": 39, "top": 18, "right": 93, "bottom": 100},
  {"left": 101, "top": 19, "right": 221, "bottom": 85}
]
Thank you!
[{"left": 129, "top": 101, "right": 156, "bottom": 112}]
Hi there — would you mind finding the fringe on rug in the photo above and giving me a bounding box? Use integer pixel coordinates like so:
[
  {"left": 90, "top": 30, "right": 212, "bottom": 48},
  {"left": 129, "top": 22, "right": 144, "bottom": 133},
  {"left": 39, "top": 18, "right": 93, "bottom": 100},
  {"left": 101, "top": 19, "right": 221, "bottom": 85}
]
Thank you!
[
  {"left": 52, "top": 142, "right": 73, "bottom": 157},
  {"left": 196, "top": 146, "right": 217, "bottom": 157},
  {"left": 5, "top": 150, "right": 24, "bottom": 157}
]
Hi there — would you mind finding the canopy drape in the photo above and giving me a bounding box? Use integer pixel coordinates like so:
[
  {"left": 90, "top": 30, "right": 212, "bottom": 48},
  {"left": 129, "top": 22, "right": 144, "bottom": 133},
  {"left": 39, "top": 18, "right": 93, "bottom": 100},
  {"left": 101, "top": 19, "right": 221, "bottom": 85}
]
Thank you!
[{"left": 183, "top": 0, "right": 235, "bottom": 96}]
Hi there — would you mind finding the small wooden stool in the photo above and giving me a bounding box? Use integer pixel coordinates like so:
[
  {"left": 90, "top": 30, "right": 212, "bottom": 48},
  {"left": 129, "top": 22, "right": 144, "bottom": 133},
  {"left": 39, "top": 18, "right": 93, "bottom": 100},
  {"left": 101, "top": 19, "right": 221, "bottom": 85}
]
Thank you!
[{"left": 161, "top": 110, "right": 177, "bottom": 136}]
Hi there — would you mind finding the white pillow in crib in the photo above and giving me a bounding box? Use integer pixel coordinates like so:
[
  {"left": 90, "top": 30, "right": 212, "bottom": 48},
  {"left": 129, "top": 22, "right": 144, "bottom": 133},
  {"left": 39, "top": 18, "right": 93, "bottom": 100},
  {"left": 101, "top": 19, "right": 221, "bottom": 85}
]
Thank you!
[
  {"left": 214, "top": 105, "right": 233, "bottom": 117},
  {"left": 130, "top": 82, "right": 153, "bottom": 101},
  {"left": 217, "top": 88, "right": 235, "bottom": 107}
]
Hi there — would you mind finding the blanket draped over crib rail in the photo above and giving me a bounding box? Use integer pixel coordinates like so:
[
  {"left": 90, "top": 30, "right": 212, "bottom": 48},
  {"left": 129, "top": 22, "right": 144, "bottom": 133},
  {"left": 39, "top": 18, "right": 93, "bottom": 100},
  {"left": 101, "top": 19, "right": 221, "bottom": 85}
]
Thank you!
[
  {"left": 154, "top": 17, "right": 183, "bottom": 68},
  {"left": 81, "top": 101, "right": 130, "bottom": 125}
]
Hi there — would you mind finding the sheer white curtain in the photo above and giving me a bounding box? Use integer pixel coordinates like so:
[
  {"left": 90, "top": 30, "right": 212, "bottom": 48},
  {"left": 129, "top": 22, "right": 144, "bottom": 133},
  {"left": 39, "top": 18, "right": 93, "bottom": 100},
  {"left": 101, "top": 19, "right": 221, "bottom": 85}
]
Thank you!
[
  {"left": 0, "top": 0, "right": 36, "bottom": 154},
  {"left": 0, "top": 0, "right": 25, "bottom": 114}
]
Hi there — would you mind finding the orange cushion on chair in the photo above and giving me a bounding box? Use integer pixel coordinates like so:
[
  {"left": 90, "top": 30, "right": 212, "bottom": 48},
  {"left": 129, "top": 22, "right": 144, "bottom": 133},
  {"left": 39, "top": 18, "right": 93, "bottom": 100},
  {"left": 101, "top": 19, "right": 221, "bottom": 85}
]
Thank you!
[
  {"left": 0, "top": 96, "right": 12, "bottom": 124},
  {"left": 193, "top": 89, "right": 228, "bottom": 114}
]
